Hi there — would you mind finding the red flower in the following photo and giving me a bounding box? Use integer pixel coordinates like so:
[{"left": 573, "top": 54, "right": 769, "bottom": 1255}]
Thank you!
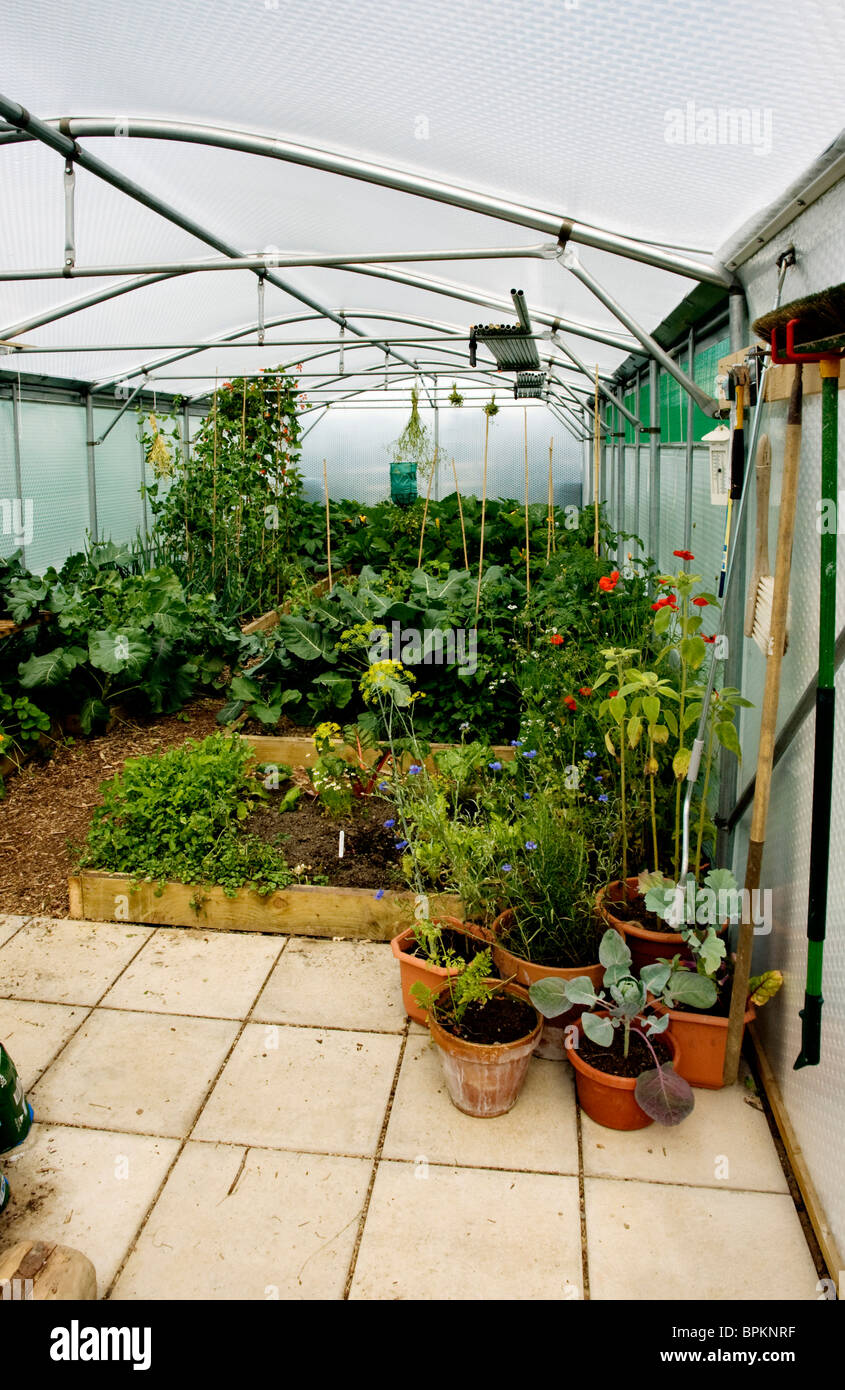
[
  {"left": 692, "top": 596, "right": 709, "bottom": 607},
  {"left": 609, "top": 689, "right": 618, "bottom": 698},
  {"left": 673, "top": 549, "right": 695, "bottom": 562},
  {"left": 564, "top": 696, "right": 577, "bottom": 712},
  {"left": 549, "top": 634, "right": 563, "bottom": 646},
  {"left": 702, "top": 634, "right": 717, "bottom": 644},
  {"left": 598, "top": 570, "right": 620, "bottom": 593},
  {"left": 651, "top": 594, "right": 678, "bottom": 610},
  {"left": 579, "top": 687, "right": 592, "bottom": 697},
  {"left": 658, "top": 577, "right": 673, "bottom": 586}
]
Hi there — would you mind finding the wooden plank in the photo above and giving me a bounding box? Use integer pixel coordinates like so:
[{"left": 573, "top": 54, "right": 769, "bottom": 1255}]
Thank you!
[
  {"left": 70, "top": 871, "right": 462, "bottom": 943},
  {"left": 241, "top": 608, "right": 280, "bottom": 636},
  {"left": 243, "top": 734, "right": 515, "bottom": 771},
  {"left": 747, "top": 1021, "right": 842, "bottom": 1284},
  {"left": 67, "top": 875, "right": 84, "bottom": 919}
]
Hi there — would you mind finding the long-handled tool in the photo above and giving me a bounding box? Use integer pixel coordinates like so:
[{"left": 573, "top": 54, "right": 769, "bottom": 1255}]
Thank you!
[
  {"left": 753, "top": 284, "right": 845, "bottom": 1070},
  {"left": 718, "top": 372, "right": 747, "bottom": 597},
  {"left": 722, "top": 365, "right": 804, "bottom": 1084},
  {"left": 743, "top": 434, "right": 791, "bottom": 655}
]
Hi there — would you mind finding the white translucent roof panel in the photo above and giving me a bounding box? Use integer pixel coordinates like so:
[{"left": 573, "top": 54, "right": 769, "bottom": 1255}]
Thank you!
[{"left": 2, "top": 0, "right": 845, "bottom": 399}]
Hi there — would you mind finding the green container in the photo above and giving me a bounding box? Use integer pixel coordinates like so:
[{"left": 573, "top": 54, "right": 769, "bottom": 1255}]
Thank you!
[
  {"left": 0, "top": 1043, "right": 33, "bottom": 1156},
  {"left": 390, "top": 460, "right": 418, "bottom": 506}
]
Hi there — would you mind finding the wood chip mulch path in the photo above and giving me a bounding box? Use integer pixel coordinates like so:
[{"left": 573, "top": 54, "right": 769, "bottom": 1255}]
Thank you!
[{"left": 0, "top": 698, "right": 224, "bottom": 918}]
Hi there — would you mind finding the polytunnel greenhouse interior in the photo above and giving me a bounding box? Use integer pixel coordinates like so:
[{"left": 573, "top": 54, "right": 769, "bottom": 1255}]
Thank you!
[{"left": 0, "top": 0, "right": 843, "bottom": 1342}]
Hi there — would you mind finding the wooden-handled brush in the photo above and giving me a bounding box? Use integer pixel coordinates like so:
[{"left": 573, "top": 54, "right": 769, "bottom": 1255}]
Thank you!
[{"left": 743, "top": 433, "right": 790, "bottom": 655}]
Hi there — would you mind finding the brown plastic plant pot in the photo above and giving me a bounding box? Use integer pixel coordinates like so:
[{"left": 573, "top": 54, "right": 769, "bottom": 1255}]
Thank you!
[
  {"left": 426, "top": 979, "right": 543, "bottom": 1118},
  {"left": 664, "top": 1001, "right": 756, "bottom": 1089},
  {"left": 566, "top": 1016, "right": 682, "bottom": 1131},
  {"left": 391, "top": 917, "right": 490, "bottom": 1025},
  {"left": 489, "top": 909, "right": 603, "bottom": 1060}
]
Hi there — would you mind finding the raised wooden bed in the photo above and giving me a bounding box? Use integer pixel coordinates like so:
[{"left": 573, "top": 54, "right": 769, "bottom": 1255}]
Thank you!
[
  {"left": 68, "top": 871, "right": 461, "bottom": 942},
  {"left": 242, "top": 734, "right": 515, "bottom": 770}
]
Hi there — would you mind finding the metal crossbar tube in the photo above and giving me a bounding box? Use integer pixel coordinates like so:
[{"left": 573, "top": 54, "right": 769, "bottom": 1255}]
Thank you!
[
  {"left": 0, "top": 243, "right": 561, "bottom": 280},
  {"left": 0, "top": 94, "right": 421, "bottom": 380},
  {"left": 0, "top": 114, "right": 732, "bottom": 285},
  {"left": 551, "top": 333, "right": 646, "bottom": 430}
]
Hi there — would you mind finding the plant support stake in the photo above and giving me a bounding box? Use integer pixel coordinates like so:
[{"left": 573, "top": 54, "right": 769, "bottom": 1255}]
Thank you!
[
  {"left": 323, "top": 459, "right": 333, "bottom": 590},
  {"left": 475, "top": 412, "right": 490, "bottom": 619}
]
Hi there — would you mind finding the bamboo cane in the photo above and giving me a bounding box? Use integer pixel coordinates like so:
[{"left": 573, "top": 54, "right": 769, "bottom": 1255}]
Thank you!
[
  {"left": 723, "top": 365, "right": 804, "bottom": 1085},
  {"left": 546, "top": 436, "right": 555, "bottom": 561},
  {"left": 323, "top": 458, "right": 333, "bottom": 590},
  {"left": 593, "top": 367, "right": 600, "bottom": 558},
  {"left": 452, "top": 457, "right": 469, "bottom": 569},
  {"left": 417, "top": 450, "right": 437, "bottom": 568},
  {"left": 475, "top": 413, "right": 490, "bottom": 619},
  {"left": 524, "top": 407, "right": 530, "bottom": 597}
]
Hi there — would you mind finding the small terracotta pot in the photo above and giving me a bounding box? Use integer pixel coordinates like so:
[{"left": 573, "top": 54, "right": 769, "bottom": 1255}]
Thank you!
[
  {"left": 391, "top": 917, "right": 489, "bottom": 1025},
  {"left": 489, "top": 910, "right": 602, "bottom": 1060},
  {"left": 665, "top": 1001, "right": 756, "bottom": 1089},
  {"left": 566, "top": 1017, "right": 682, "bottom": 1130},
  {"left": 427, "top": 979, "right": 542, "bottom": 1117}
]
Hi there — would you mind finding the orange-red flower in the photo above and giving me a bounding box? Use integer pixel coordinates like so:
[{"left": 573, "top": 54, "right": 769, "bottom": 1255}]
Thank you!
[
  {"left": 564, "top": 696, "right": 577, "bottom": 712},
  {"left": 651, "top": 594, "right": 677, "bottom": 610},
  {"left": 702, "top": 634, "right": 717, "bottom": 644},
  {"left": 673, "top": 549, "right": 694, "bottom": 561},
  {"left": 549, "top": 634, "right": 563, "bottom": 646},
  {"left": 579, "top": 687, "right": 592, "bottom": 697},
  {"left": 692, "top": 596, "right": 709, "bottom": 607},
  {"left": 598, "top": 570, "right": 620, "bottom": 593}
]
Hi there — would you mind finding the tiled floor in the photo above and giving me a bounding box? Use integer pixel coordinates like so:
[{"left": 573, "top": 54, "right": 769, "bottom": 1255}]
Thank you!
[{"left": 0, "top": 914, "right": 821, "bottom": 1300}]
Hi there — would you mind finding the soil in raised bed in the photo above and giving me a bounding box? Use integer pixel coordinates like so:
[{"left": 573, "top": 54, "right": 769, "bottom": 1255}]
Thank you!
[
  {"left": 247, "top": 792, "right": 404, "bottom": 889},
  {"left": 435, "top": 992, "right": 537, "bottom": 1045},
  {"left": 0, "top": 697, "right": 225, "bottom": 917},
  {"left": 579, "top": 1025, "right": 673, "bottom": 1078}
]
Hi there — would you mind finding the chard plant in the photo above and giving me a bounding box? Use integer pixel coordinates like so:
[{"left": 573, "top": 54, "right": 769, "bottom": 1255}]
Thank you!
[{"left": 529, "top": 928, "right": 717, "bottom": 1125}]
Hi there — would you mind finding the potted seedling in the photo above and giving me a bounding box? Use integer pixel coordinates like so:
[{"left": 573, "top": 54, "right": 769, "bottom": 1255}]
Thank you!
[
  {"left": 529, "top": 928, "right": 716, "bottom": 1129},
  {"left": 635, "top": 868, "right": 782, "bottom": 1086},
  {"left": 413, "top": 950, "right": 542, "bottom": 1118}
]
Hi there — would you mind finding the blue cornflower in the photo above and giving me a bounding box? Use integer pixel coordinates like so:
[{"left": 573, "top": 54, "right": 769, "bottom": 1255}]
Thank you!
[
  {"left": 522, "top": 749, "right": 538, "bottom": 759},
  {"left": 525, "top": 840, "right": 538, "bottom": 851},
  {"left": 584, "top": 749, "right": 597, "bottom": 759},
  {"left": 395, "top": 839, "right": 409, "bottom": 850},
  {"left": 594, "top": 775, "right": 603, "bottom": 783},
  {"left": 408, "top": 765, "right": 422, "bottom": 775},
  {"left": 523, "top": 792, "right": 531, "bottom": 800},
  {"left": 488, "top": 761, "right": 502, "bottom": 772},
  {"left": 383, "top": 818, "right": 395, "bottom": 829},
  {"left": 378, "top": 781, "right": 389, "bottom": 791},
  {"left": 598, "top": 794, "right": 609, "bottom": 804},
  {"left": 501, "top": 863, "right": 512, "bottom": 873},
  {"left": 374, "top": 888, "right": 385, "bottom": 900}
]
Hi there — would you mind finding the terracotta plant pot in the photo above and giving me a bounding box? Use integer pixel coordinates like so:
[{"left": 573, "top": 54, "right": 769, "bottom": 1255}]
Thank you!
[
  {"left": 391, "top": 916, "right": 488, "bottom": 1025},
  {"left": 566, "top": 1018, "right": 682, "bottom": 1130},
  {"left": 596, "top": 878, "right": 692, "bottom": 974},
  {"left": 665, "top": 1001, "right": 756, "bottom": 1089},
  {"left": 427, "top": 979, "right": 542, "bottom": 1117},
  {"left": 489, "top": 910, "right": 602, "bottom": 1060}
]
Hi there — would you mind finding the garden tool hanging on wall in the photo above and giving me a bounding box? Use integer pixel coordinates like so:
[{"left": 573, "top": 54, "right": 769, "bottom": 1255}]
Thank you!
[
  {"left": 717, "top": 365, "right": 750, "bottom": 597},
  {"left": 753, "top": 285, "right": 845, "bottom": 1069}
]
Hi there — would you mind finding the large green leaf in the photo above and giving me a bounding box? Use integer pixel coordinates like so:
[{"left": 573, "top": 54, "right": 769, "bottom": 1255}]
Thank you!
[
  {"left": 275, "top": 615, "right": 336, "bottom": 662},
  {"left": 18, "top": 646, "right": 82, "bottom": 688},
  {"left": 88, "top": 629, "right": 152, "bottom": 674},
  {"left": 6, "top": 576, "right": 49, "bottom": 624},
  {"left": 599, "top": 928, "right": 631, "bottom": 970},
  {"left": 581, "top": 1012, "right": 614, "bottom": 1047},
  {"left": 313, "top": 672, "right": 353, "bottom": 707},
  {"left": 528, "top": 977, "right": 570, "bottom": 1018}
]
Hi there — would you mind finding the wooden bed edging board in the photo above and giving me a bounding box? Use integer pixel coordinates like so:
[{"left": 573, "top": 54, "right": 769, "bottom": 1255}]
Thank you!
[
  {"left": 68, "top": 871, "right": 462, "bottom": 942},
  {"left": 242, "top": 735, "right": 515, "bottom": 770}
]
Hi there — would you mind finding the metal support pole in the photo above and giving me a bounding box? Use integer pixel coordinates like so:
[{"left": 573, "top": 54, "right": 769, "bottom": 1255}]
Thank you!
[
  {"left": 683, "top": 329, "right": 695, "bottom": 553},
  {"left": 717, "top": 286, "right": 751, "bottom": 869},
  {"left": 11, "top": 377, "right": 25, "bottom": 568},
  {"left": 63, "top": 159, "right": 76, "bottom": 268},
  {"left": 139, "top": 426, "right": 149, "bottom": 542},
  {"left": 648, "top": 359, "right": 660, "bottom": 566},
  {"left": 552, "top": 333, "right": 647, "bottom": 431},
  {"left": 616, "top": 406, "right": 626, "bottom": 565},
  {"left": 182, "top": 401, "right": 191, "bottom": 465},
  {"left": 633, "top": 369, "right": 642, "bottom": 564},
  {"left": 95, "top": 377, "right": 146, "bottom": 446},
  {"left": 85, "top": 392, "right": 98, "bottom": 543},
  {"left": 559, "top": 247, "right": 721, "bottom": 416}
]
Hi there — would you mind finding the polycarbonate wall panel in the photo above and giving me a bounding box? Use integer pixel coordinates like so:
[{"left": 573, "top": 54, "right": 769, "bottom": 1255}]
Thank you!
[
  {"left": 93, "top": 407, "right": 148, "bottom": 547},
  {"left": 731, "top": 174, "right": 845, "bottom": 1262},
  {"left": 689, "top": 444, "right": 726, "bottom": 595},
  {"left": 0, "top": 397, "right": 19, "bottom": 563},
  {"left": 299, "top": 404, "right": 582, "bottom": 508},
  {"left": 18, "top": 401, "right": 91, "bottom": 576},
  {"left": 657, "top": 445, "right": 685, "bottom": 575}
]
